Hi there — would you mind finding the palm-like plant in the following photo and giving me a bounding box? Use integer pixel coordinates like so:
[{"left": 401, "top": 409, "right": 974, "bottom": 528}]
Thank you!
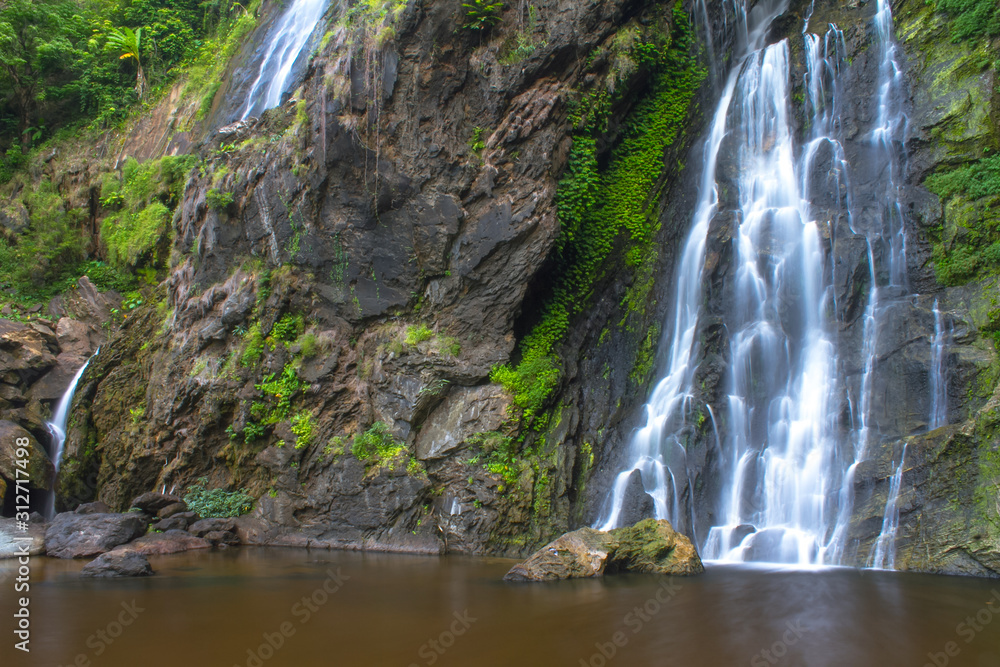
[{"left": 107, "top": 27, "right": 146, "bottom": 99}]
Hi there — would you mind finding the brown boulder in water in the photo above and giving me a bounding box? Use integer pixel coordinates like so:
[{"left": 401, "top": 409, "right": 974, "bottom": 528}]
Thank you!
[{"left": 504, "top": 519, "right": 704, "bottom": 582}]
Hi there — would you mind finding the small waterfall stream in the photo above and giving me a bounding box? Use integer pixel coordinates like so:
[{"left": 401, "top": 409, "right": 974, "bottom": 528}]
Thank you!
[
  {"left": 45, "top": 351, "right": 97, "bottom": 518},
  {"left": 930, "top": 300, "right": 950, "bottom": 429},
  {"left": 869, "top": 444, "right": 907, "bottom": 570},
  {"left": 239, "top": 0, "right": 329, "bottom": 120},
  {"left": 597, "top": 0, "right": 918, "bottom": 569}
]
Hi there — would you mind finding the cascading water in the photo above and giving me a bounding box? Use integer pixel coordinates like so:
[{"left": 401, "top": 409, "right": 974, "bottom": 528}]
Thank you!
[
  {"left": 45, "top": 351, "right": 98, "bottom": 518},
  {"left": 238, "top": 0, "right": 329, "bottom": 120},
  {"left": 869, "top": 444, "right": 907, "bottom": 570},
  {"left": 597, "top": 0, "right": 916, "bottom": 568},
  {"left": 930, "top": 301, "right": 950, "bottom": 429},
  {"left": 594, "top": 0, "right": 777, "bottom": 535}
]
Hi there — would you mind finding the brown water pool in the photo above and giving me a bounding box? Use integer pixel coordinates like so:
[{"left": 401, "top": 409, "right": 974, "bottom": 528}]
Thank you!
[{"left": 1, "top": 548, "right": 999, "bottom": 666}]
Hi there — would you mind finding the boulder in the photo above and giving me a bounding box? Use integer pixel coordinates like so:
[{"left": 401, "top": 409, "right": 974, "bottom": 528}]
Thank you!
[
  {"left": 0, "top": 517, "right": 46, "bottom": 558},
  {"left": 204, "top": 530, "right": 241, "bottom": 547},
  {"left": 45, "top": 512, "right": 149, "bottom": 558},
  {"left": 75, "top": 501, "right": 111, "bottom": 514},
  {"left": 608, "top": 518, "right": 704, "bottom": 576},
  {"left": 152, "top": 515, "right": 191, "bottom": 532},
  {"left": 81, "top": 551, "right": 153, "bottom": 578},
  {"left": 116, "top": 530, "right": 210, "bottom": 555},
  {"left": 0, "top": 420, "right": 54, "bottom": 492},
  {"left": 157, "top": 501, "right": 188, "bottom": 519},
  {"left": 188, "top": 517, "right": 237, "bottom": 537},
  {"left": 504, "top": 519, "right": 704, "bottom": 582},
  {"left": 0, "top": 320, "right": 58, "bottom": 385},
  {"left": 131, "top": 492, "right": 182, "bottom": 514}
]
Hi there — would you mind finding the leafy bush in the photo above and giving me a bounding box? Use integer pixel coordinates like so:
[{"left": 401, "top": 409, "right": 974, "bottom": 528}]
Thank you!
[
  {"left": 290, "top": 410, "right": 314, "bottom": 449},
  {"left": 462, "top": 0, "right": 503, "bottom": 31},
  {"left": 404, "top": 323, "right": 433, "bottom": 345},
  {"left": 936, "top": 0, "right": 1000, "bottom": 42},
  {"left": 183, "top": 478, "right": 254, "bottom": 518},
  {"left": 352, "top": 421, "right": 406, "bottom": 462},
  {"left": 206, "top": 188, "right": 234, "bottom": 211}
]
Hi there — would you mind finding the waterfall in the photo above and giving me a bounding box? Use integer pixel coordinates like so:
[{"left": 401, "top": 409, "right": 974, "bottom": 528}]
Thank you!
[
  {"left": 594, "top": 0, "right": 786, "bottom": 534},
  {"left": 930, "top": 301, "right": 950, "bottom": 429},
  {"left": 45, "top": 350, "right": 98, "bottom": 518},
  {"left": 869, "top": 444, "right": 907, "bottom": 570},
  {"left": 238, "top": 0, "right": 329, "bottom": 120},
  {"left": 596, "top": 0, "right": 914, "bottom": 569}
]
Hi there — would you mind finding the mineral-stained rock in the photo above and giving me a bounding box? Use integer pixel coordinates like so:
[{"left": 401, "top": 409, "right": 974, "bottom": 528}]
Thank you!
[
  {"left": 45, "top": 512, "right": 149, "bottom": 558},
  {"left": 504, "top": 519, "right": 704, "bottom": 581},
  {"left": 81, "top": 551, "right": 154, "bottom": 577}
]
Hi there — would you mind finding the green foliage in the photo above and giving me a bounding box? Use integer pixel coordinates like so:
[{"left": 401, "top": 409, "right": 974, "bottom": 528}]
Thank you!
[
  {"left": 404, "top": 323, "right": 434, "bottom": 345},
  {"left": 927, "top": 154, "right": 1000, "bottom": 285},
  {"left": 99, "top": 154, "right": 197, "bottom": 269},
  {"left": 469, "top": 126, "right": 486, "bottom": 155},
  {"left": 470, "top": 431, "right": 520, "bottom": 486},
  {"left": 926, "top": 154, "right": 1000, "bottom": 201},
  {"left": 240, "top": 321, "right": 264, "bottom": 366},
  {"left": 290, "top": 409, "right": 314, "bottom": 449},
  {"left": 462, "top": 0, "right": 503, "bottom": 31},
  {"left": 255, "top": 364, "right": 301, "bottom": 424},
  {"left": 269, "top": 313, "right": 304, "bottom": 346},
  {"left": 0, "top": 179, "right": 85, "bottom": 305},
  {"left": 206, "top": 188, "right": 234, "bottom": 211},
  {"left": 493, "top": 8, "right": 703, "bottom": 418},
  {"left": 351, "top": 421, "right": 406, "bottom": 463},
  {"left": 297, "top": 332, "right": 319, "bottom": 358},
  {"left": 936, "top": 0, "right": 1000, "bottom": 42},
  {"left": 102, "top": 201, "right": 170, "bottom": 267},
  {"left": 0, "top": 0, "right": 254, "bottom": 151},
  {"left": 183, "top": 477, "right": 254, "bottom": 518}
]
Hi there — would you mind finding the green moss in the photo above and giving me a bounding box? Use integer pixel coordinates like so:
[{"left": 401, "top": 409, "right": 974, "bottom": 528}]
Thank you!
[
  {"left": 102, "top": 202, "right": 171, "bottom": 268},
  {"left": 927, "top": 155, "right": 1000, "bottom": 286},
  {"left": 630, "top": 323, "right": 661, "bottom": 386},
  {"left": 492, "top": 7, "right": 704, "bottom": 419},
  {"left": 935, "top": 0, "right": 1000, "bottom": 42}
]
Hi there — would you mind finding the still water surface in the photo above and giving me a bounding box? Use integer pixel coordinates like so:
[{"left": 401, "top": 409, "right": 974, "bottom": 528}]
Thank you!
[{"left": 2, "top": 548, "right": 999, "bottom": 666}]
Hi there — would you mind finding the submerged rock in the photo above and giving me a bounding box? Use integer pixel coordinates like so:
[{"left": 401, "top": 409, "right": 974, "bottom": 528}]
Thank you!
[
  {"left": 118, "top": 529, "right": 210, "bottom": 556},
  {"left": 81, "top": 551, "right": 154, "bottom": 578},
  {"left": 504, "top": 519, "right": 704, "bottom": 582},
  {"left": 45, "top": 512, "right": 149, "bottom": 558}
]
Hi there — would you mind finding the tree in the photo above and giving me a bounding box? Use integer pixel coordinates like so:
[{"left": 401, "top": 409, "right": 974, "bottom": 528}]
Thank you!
[
  {"left": 0, "top": 0, "right": 86, "bottom": 149},
  {"left": 106, "top": 26, "right": 145, "bottom": 99}
]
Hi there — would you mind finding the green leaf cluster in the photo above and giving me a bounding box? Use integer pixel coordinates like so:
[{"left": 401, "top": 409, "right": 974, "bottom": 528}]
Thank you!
[{"left": 183, "top": 477, "right": 254, "bottom": 518}]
